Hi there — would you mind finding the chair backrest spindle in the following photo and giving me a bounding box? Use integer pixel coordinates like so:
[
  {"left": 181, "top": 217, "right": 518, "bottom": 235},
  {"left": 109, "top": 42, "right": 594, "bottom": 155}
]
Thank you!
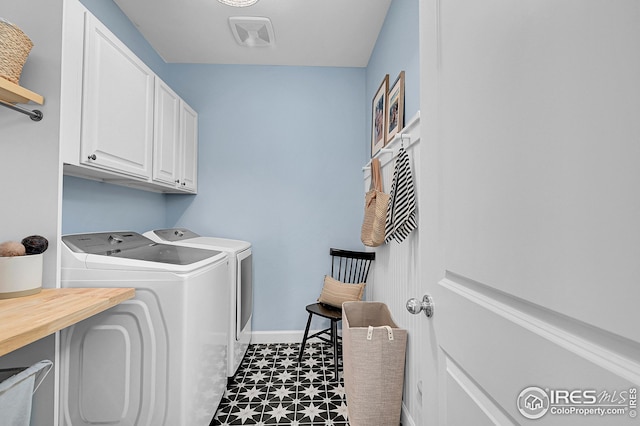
[{"left": 329, "top": 248, "right": 375, "bottom": 284}]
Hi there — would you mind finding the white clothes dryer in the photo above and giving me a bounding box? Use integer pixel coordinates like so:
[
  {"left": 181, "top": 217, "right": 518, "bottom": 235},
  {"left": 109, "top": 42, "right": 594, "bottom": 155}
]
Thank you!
[
  {"left": 144, "top": 228, "right": 252, "bottom": 379},
  {"left": 60, "top": 231, "right": 229, "bottom": 426}
]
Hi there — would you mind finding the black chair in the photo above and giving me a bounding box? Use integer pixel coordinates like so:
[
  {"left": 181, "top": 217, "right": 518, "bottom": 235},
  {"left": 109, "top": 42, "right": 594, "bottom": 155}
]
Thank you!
[{"left": 297, "top": 248, "right": 375, "bottom": 381}]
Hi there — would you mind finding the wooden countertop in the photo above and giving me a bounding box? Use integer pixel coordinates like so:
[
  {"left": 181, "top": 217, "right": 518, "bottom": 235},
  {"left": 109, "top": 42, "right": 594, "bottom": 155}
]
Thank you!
[{"left": 0, "top": 288, "right": 135, "bottom": 357}]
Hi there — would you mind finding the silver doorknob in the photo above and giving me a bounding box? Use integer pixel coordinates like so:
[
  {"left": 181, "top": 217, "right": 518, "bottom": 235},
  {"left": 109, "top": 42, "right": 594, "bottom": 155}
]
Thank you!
[
  {"left": 88, "top": 154, "right": 97, "bottom": 161},
  {"left": 406, "top": 295, "right": 434, "bottom": 318}
]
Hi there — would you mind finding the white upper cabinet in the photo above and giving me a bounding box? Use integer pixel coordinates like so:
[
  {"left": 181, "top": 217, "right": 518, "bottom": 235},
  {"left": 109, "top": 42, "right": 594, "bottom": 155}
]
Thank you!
[
  {"left": 81, "top": 13, "right": 154, "bottom": 180},
  {"left": 152, "top": 79, "right": 198, "bottom": 193},
  {"left": 61, "top": 1, "right": 198, "bottom": 193},
  {"left": 179, "top": 102, "right": 198, "bottom": 193},
  {"left": 153, "top": 79, "right": 181, "bottom": 185}
]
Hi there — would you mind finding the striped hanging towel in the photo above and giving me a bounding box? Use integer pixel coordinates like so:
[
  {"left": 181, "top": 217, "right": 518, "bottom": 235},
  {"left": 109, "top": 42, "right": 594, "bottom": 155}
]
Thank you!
[{"left": 385, "top": 147, "right": 417, "bottom": 243}]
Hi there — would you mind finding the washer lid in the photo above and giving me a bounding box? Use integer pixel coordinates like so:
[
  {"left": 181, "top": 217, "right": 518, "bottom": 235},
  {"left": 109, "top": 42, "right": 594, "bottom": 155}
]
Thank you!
[
  {"left": 149, "top": 228, "right": 201, "bottom": 242},
  {"left": 146, "top": 229, "right": 251, "bottom": 252},
  {"left": 92, "top": 243, "right": 223, "bottom": 265},
  {"left": 183, "top": 237, "right": 251, "bottom": 253},
  {"left": 62, "top": 231, "right": 224, "bottom": 266}
]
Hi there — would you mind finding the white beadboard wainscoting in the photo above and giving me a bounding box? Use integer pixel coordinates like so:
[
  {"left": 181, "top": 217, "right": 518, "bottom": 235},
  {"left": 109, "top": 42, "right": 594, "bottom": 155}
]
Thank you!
[{"left": 363, "top": 112, "right": 422, "bottom": 426}]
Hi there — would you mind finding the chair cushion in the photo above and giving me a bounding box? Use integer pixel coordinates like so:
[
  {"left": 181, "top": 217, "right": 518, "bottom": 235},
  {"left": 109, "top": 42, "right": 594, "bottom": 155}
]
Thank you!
[{"left": 317, "top": 275, "right": 366, "bottom": 308}]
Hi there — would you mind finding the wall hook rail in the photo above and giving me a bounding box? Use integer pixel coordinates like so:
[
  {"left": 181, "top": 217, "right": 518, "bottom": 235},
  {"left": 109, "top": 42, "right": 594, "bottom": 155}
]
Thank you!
[
  {"left": 363, "top": 148, "right": 394, "bottom": 170},
  {"left": 362, "top": 111, "right": 421, "bottom": 172},
  {"left": 0, "top": 99, "right": 43, "bottom": 121}
]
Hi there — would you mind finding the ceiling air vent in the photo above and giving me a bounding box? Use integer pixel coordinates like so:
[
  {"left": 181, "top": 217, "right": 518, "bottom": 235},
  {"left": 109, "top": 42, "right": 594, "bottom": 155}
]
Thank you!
[{"left": 228, "top": 16, "right": 275, "bottom": 47}]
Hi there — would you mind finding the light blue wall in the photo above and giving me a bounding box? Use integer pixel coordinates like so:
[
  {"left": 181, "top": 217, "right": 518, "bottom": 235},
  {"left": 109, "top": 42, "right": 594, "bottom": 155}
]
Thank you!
[
  {"left": 366, "top": 0, "right": 420, "bottom": 143},
  {"left": 61, "top": 0, "right": 419, "bottom": 333},
  {"left": 78, "top": 0, "right": 172, "bottom": 81},
  {"left": 164, "top": 64, "right": 366, "bottom": 331},
  {"left": 62, "top": 176, "right": 167, "bottom": 233}
]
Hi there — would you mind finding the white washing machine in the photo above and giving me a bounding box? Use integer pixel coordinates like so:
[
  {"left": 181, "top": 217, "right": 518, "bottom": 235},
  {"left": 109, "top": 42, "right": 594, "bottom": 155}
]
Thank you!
[
  {"left": 144, "top": 228, "right": 252, "bottom": 379},
  {"left": 60, "top": 231, "right": 230, "bottom": 426}
]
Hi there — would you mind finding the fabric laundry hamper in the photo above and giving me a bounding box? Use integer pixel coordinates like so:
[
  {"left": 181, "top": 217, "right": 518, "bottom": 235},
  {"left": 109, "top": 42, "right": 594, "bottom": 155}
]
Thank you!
[
  {"left": 342, "top": 301, "right": 407, "bottom": 426},
  {"left": 0, "top": 360, "right": 52, "bottom": 426}
]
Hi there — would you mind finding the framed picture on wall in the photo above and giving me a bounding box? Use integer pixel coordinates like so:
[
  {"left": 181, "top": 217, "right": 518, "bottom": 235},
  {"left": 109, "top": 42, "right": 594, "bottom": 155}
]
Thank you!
[
  {"left": 371, "top": 74, "right": 389, "bottom": 157},
  {"left": 386, "top": 71, "right": 405, "bottom": 144}
]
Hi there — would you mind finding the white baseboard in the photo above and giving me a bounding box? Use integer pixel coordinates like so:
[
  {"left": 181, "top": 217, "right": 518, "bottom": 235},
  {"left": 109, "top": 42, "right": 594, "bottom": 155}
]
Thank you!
[{"left": 251, "top": 330, "right": 324, "bottom": 344}]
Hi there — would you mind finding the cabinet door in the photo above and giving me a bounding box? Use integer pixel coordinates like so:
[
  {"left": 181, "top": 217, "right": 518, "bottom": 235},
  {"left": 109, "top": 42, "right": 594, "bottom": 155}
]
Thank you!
[
  {"left": 152, "top": 79, "right": 180, "bottom": 186},
  {"left": 179, "top": 102, "right": 198, "bottom": 192},
  {"left": 81, "top": 14, "right": 154, "bottom": 179}
]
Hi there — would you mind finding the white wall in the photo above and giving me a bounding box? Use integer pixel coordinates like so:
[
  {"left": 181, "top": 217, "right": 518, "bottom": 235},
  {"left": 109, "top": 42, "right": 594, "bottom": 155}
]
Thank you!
[
  {"left": 0, "top": 1, "right": 64, "bottom": 424},
  {"left": 362, "top": 1, "right": 422, "bottom": 424},
  {"left": 364, "top": 114, "right": 421, "bottom": 426}
]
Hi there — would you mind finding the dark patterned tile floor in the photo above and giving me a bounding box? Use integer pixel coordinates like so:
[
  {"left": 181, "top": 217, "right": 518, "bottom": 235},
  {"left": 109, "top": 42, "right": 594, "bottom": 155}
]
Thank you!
[{"left": 210, "top": 342, "right": 349, "bottom": 426}]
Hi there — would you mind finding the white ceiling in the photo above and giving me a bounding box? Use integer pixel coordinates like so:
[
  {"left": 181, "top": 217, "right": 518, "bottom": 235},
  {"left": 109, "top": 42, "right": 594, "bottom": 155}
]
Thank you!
[{"left": 112, "top": 0, "right": 392, "bottom": 67}]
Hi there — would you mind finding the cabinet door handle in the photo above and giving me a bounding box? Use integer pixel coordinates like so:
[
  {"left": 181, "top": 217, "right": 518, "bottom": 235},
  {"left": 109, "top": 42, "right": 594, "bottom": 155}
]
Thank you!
[
  {"left": 87, "top": 154, "right": 97, "bottom": 161},
  {"left": 175, "top": 179, "right": 180, "bottom": 184}
]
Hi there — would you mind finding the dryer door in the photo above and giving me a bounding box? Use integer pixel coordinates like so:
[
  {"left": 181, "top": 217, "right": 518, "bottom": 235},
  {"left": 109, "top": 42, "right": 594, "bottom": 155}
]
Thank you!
[{"left": 236, "top": 248, "right": 252, "bottom": 341}]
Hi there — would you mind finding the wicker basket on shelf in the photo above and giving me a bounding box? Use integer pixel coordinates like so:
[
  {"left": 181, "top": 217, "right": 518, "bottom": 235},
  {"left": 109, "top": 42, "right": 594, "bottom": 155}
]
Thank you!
[{"left": 0, "top": 18, "right": 33, "bottom": 85}]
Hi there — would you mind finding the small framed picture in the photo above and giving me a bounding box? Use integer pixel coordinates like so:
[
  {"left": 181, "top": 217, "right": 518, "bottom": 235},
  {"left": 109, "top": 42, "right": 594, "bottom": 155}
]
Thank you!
[
  {"left": 386, "top": 71, "right": 405, "bottom": 144},
  {"left": 371, "top": 74, "right": 389, "bottom": 157}
]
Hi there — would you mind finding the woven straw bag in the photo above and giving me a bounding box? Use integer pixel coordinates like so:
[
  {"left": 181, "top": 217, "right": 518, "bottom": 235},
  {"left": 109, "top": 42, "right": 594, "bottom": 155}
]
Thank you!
[
  {"left": 361, "top": 158, "right": 389, "bottom": 247},
  {"left": 0, "top": 18, "right": 33, "bottom": 85}
]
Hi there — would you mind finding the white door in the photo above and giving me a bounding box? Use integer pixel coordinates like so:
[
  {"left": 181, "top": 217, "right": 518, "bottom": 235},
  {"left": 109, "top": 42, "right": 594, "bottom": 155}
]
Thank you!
[{"left": 418, "top": 1, "right": 640, "bottom": 425}]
